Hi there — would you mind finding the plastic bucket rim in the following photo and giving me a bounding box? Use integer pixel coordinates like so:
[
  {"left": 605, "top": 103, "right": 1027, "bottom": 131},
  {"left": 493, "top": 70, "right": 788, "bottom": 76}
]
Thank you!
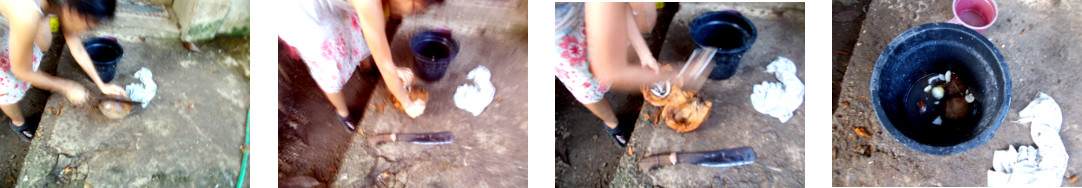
[
  {"left": 869, "top": 22, "right": 1011, "bottom": 155},
  {"left": 409, "top": 31, "right": 460, "bottom": 64},
  {"left": 83, "top": 37, "right": 124, "bottom": 65},
  {"left": 689, "top": 11, "right": 758, "bottom": 53}
]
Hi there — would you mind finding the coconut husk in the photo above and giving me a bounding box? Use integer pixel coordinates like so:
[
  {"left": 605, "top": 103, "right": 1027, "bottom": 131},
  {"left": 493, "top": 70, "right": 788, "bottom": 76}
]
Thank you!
[
  {"left": 661, "top": 94, "right": 712, "bottom": 133},
  {"left": 392, "top": 86, "right": 429, "bottom": 111},
  {"left": 642, "top": 82, "right": 690, "bottom": 107}
]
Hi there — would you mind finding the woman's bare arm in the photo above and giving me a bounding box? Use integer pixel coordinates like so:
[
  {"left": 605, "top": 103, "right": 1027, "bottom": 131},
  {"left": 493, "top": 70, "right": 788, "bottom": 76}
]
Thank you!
[
  {"left": 352, "top": 0, "right": 410, "bottom": 101},
  {"left": 626, "top": 4, "right": 657, "bottom": 73},
  {"left": 351, "top": 0, "right": 424, "bottom": 117},
  {"left": 7, "top": 14, "right": 87, "bottom": 104},
  {"left": 584, "top": 2, "right": 671, "bottom": 88}
]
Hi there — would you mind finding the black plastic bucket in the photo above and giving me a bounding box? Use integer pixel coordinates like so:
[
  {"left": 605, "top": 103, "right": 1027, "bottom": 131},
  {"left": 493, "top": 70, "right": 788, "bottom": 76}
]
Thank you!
[
  {"left": 870, "top": 23, "right": 1011, "bottom": 155},
  {"left": 83, "top": 37, "right": 123, "bottom": 83},
  {"left": 410, "top": 30, "right": 459, "bottom": 82},
  {"left": 689, "top": 10, "right": 757, "bottom": 80}
]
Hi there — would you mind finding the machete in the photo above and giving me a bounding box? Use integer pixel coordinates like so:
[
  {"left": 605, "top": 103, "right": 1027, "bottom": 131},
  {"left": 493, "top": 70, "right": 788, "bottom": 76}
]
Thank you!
[
  {"left": 638, "top": 146, "right": 756, "bottom": 172},
  {"left": 367, "top": 131, "right": 454, "bottom": 146}
]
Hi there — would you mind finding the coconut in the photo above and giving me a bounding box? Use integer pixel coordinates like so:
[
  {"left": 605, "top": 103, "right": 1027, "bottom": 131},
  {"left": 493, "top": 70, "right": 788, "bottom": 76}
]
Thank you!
[{"left": 662, "top": 94, "right": 712, "bottom": 133}]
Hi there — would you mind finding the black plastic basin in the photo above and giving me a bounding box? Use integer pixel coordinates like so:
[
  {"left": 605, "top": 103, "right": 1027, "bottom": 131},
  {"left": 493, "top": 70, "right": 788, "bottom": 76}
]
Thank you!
[
  {"left": 689, "top": 10, "right": 757, "bottom": 80},
  {"left": 410, "top": 30, "right": 459, "bottom": 82},
  {"left": 83, "top": 37, "right": 123, "bottom": 83},
  {"left": 870, "top": 23, "right": 1011, "bottom": 155}
]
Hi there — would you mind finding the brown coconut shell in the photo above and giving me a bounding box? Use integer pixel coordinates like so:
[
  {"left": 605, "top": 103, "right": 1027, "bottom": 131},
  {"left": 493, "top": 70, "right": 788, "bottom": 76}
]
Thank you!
[
  {"left": 661, "top": 94, "right": 712, "bottom": 133},
  {"left": 642, "top": 83, "right": 689, "bottom": 107},
  {"left": 392, "top": 87, "right": 429, "bottom": 111}
]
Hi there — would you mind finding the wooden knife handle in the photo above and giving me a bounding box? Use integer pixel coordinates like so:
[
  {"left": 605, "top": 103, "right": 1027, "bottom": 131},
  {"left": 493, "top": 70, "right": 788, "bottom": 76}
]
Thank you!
[
  {"left": 638, "top": 152, "right": 677, "bottom": 172},
  {"left": 366, "top": 133, "right": 396, "bottom": 146}
]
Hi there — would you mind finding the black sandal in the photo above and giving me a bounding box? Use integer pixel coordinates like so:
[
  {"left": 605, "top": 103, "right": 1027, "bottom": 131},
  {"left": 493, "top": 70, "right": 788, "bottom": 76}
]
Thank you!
[
  {"left": 338, "top": 113, "right": 357, "bottom": 133},
  {"left": 605, "top": 123, "right": 631, "bottom": 148},
  {"left": 9, "top": 116, "right": 39, "bottom": 142}
]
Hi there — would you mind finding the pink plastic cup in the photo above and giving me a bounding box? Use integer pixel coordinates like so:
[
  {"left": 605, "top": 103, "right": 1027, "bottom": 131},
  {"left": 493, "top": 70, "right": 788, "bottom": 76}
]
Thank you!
[{"left": 948, "top": 0, "right": 998, "bottom": 34}]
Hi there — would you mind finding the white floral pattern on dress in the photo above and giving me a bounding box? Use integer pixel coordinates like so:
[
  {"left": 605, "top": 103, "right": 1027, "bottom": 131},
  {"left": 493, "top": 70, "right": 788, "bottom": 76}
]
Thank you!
[{"left": 555, "top": 25, "right": 608, "bottom": 104}]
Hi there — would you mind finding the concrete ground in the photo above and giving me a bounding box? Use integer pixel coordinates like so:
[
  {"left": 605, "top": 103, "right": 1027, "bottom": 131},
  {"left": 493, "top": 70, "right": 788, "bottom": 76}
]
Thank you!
[
  {"left": 277, "top": 0, "right": 528, "bottom": 187},
  {"left": 16, "top": 36, "right": 250, "bottom": 187},
  {"left": 10, "top": 3, "right": 250, "bottom": 186},
  {"left": 333, "top": 1, "right": 528, "bottom": 186},
  {"left": 608, "top": 2, "right": 805, "bottom": 187},
  {"left": 832, "top": 0, "right": 1082, "bottom": 186}
]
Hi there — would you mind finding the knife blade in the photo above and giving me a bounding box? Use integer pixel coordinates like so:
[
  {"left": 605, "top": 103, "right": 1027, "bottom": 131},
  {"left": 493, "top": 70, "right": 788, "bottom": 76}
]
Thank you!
[
  {"left": 101, "top": 96, "right": 141, "bottom": 105},
  {"left": 367, "top": 131, "right": 454, "bottom": 146},
  {"left": 638, "top": 146, "right": 756, "bottom": 172}
]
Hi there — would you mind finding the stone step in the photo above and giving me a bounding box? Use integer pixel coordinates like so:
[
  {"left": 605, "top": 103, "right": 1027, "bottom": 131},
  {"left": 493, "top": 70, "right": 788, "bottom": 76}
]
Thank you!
[{"left": 86, "top": 1, "right": 180, "bottom": 40}]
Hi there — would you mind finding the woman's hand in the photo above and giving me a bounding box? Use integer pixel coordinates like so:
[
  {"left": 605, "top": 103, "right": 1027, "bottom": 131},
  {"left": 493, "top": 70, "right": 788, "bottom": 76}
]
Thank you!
[
  {"left": 397, "top": 67, "right": 415, "bottom": 86},
  {"left": 99, "top": 84, "right": 126, "bottom": 97},
  {"left": 403, "top": 99, "right": 426, "bottom": 118},
  {"left": 62, "top": 82, "right": 89, "bottom": 105},
  {"left": 639, "top": 54, "right": 660, "bottom": 73}
]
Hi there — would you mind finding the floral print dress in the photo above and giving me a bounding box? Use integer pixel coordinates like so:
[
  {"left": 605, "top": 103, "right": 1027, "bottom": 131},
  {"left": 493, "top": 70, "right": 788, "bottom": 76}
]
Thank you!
[
  {"left": 555, "top": 2, "right": 609, "bottom": 104},
  {"left": 277, "top": 0, "right": 370, "bottom": 93},
  {"left": 0, "top": 28, "right": 43, "bottom": 105}
]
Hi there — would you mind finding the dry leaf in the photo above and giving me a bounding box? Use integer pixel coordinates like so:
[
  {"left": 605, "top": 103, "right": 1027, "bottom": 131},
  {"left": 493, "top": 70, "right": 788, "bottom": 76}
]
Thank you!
[
  {"left": 495, "top": 98, "right": 502, "bottom": 103},
  {"left": 854, "top": 127, "right": 870, "bottom": 137},
  {"left": 1020, "top": 29, "right": 1027, "bottom": 35},
  {"left": 1069, "top": 175, "right": 1079, "bottom": 184},
  {"left": 627, "top": 147, "right": 633, "bottom": 156},
  {"left": 188, "top": 104, "right": 194, "bottom": 109},
  {"left": 860, "top": 95, "right": 867, "bottom": 99},
  {"left": 182, "top": 41, "right": 201, "bottom": 52},
  {"left": 842, "top": 101, "right": 850, "bottom": 108}
]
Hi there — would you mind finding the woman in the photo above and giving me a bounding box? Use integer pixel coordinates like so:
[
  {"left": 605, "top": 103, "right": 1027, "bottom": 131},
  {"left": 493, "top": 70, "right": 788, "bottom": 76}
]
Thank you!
[
  {"left": 556, "top": 2, "right": 674, "bottom": 148},
  {"left": 277, "top": 0, "right": 434, "bottom": 133},
  {"left": 0, "top": 0, "right": 125, "bottom": 141}
]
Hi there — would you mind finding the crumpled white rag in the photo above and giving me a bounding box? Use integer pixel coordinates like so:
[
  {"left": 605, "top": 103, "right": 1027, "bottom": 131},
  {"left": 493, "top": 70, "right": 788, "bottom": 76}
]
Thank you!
[
  {"left": 750, "top": 56, "right": 804, "bottom": 123},
  {"left": 125, "top": 67, "right": 156, "bottom": 108},
  {"left": 453, "top": 66, "right": 495, "bottom": 116},
  {"left": 988, "top": 92, "right": 1068, "bottom": 187}
]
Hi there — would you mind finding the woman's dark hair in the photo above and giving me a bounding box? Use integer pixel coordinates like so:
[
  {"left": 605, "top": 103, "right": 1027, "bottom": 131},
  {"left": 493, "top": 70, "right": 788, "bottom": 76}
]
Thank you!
[{"left": 50, "top": 0, "right": 116, "bottom": 23}]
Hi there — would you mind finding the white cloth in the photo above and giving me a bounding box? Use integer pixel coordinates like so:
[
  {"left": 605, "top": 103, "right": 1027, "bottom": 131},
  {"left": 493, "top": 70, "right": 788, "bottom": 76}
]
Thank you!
[
  {"left": 453, "top": 66, "right": 495, "bottom": 116},
  {"left": 750, "top": 57, "right": 804, "bottom": 123},
  {"left": 125, "top": 67, "right": 156, "bottom": 108},
  {"left": 988, "top": 92, "right": 1068, "bottom": 186}
]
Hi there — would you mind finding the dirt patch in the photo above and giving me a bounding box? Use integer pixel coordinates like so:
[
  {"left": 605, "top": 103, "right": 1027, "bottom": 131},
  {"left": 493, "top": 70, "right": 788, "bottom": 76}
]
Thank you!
[
  {"left": 832, "top": 0, "right": 872, "bottom": 112},
  {"left": 277, "top": 38, "right": 379, "bottom": 186},
  {"left": 555, "top": 80, "right": 645, "bottom": 187}
]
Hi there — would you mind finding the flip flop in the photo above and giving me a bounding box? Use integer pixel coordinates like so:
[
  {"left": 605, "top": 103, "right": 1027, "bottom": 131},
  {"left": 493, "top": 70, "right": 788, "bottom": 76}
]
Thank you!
[
  {"left": 9, "top": 116, "right": 39, "bottom": 142},
  {"left": 338, "top": 113, "right": 357, "bottom": 133},
  {"left": 605, "top": 123, "right": 631, "bottom": 148}
]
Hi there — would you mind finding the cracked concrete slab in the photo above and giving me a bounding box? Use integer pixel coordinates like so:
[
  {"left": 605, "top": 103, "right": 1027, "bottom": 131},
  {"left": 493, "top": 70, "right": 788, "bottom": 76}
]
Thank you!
[
  {"left": 16, "top": 36, "right": 249, "bottom": 187},
  {"left": 610, "top": 2, "right": 805, "bottom": 187},
  {"left": 333, "top": 1, "right": 528, "bottom": 187}
]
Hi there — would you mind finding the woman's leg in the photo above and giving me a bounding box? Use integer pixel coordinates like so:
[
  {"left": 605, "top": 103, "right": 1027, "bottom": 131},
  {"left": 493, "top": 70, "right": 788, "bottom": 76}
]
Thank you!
[
  {"left": 1, "top": 104, "right": 24, "bottom": 126},
  {"left": 324, "top": 91, "right": 350, "bottom": 117},
  {"left": 583, "top": 99, "right": 618, "bottom": 129}
]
